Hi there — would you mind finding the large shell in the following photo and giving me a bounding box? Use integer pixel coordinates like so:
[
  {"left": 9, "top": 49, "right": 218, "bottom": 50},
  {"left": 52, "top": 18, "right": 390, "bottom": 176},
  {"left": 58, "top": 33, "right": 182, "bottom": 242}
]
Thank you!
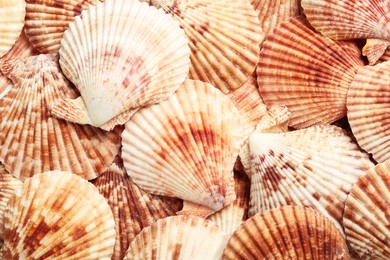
[
  {"left": 124, "top": 215, "right": 229, "bottom": 259},
  {"left": 53, "top": 0, "right": 190, "bottom": 130},
  {"left": 0, "top": 55, "right": 121, "bottom": 181},
  {"left": 25, "top": 0, "right": 102, "bottom": 54},
  {"left": 92, "top": 155, "right": 182, "bottom": 260},
  {"left": 3, "top": 171, "right": 116, "bottom": 259},
  {"left": 347, "top": 60, "right": 390, "bottom": 163},
  {"left": 122, "top": 80, "right": 244, "bottom": 217},
  {"left": 222, "top": 205, "right": 349, "bottom": 259},
  {"left": 257, "top": 17, "right": 364, "bottom": 129},
  {"left": 150, "top": 0, "right": 262, "bottom": 94},
  {"left": 343, "top": 159, "right": 390, "bottom": 259},
  {"left": 246, "top": 125, "right": 374, "bottom": 232},
  {"left": 0, "top": 0, "right": 26, "bottom": 58},
  {"left": 363, "top": 39, "right": 390, "bottom": 65}
]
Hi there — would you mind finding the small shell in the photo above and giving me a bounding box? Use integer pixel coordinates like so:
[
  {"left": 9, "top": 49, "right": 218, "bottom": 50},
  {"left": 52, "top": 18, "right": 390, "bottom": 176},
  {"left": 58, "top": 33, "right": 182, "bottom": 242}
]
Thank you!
[
  {"left": 3, "top": 171, "right": 116, "bottom": 259},
  {"left": 124, "top": 215, "right": 229, "bottom": 260},
  {"left": 53, "top": 0, "right": 190, "bottom": 130},
  {"left": 150, "top": 0, "right": 263, "bottom": 94},
  {"left": 0, "top": 55, "right": 121, "bottom": 181},
  {"left": 343, "top": 159, "right": 390, "bottom": 259},
  {"left": 363, "top": 39, "right": 390, "bottom": 65},
  {"left": 222, "top": 206, "right": 349, "bottom": 259},
  {"left": 92, "top": 155, "right": 182, "bottom": 260},
  {"left": 122, "top": 80, "right": 244, "bottom": 217},
  {"left": 257, "top": 17, "right": 364, "bottom": 129}
]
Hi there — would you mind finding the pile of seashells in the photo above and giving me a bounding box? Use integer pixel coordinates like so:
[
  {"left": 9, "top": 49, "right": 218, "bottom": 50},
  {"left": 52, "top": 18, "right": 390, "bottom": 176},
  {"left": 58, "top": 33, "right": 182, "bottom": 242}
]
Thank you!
[{"left": 0, "top": 0, "right": 389, "bottom": 259}]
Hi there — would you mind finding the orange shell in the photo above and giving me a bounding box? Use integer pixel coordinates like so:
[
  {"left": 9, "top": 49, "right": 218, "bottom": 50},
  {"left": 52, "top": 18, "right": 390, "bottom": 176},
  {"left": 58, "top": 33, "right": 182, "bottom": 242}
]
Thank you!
[{"left": 363, "top": 39, "right": 390, "bottom": 65}]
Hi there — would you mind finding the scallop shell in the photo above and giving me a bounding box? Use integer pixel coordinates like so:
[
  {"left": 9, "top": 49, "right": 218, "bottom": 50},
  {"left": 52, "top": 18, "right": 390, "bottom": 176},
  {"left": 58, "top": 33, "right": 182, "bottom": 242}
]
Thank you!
[
  {"left": 363, "top": 39, "right": 390, "bottom": 65},
  {"left": 0, "top": 55, "right": 121, "bottom": 181},
  {"left": 3, "top": 171, "right": 116, "bottom": 259},
  {"left": 302, "top": 0, "right": 390, "bottom": 41},
  {"left": 0, "top": 0, "right": 26, "bottom": 58},
  {"left": 92, "top": 155, "right": 183, "bottom": 260},
  {"left": 343, "top": 159, "right": 390, "bottom": 259},
  {"left": 150, "top": 0, "right": 262, "bottom": 94},
  {"left": 122, "top": 80, "right": 244, "bottom": 217},
  {"left": 257, "top": 17, "right": 364, "bottom": 129},
  {"left": 53, "top": 0, "right": 190, "bottom": 130},
  {"left": 25, "top": 0, "right": 102, "bottom": 54},
  {"left": 222, "top": 205, "right": 349, "bottom": 259},
  {"left": 347, "top": 60, "right": 390, "bottom": 163},
  {"left": 124, "top": 215, "right": 229, "bottom": 260},
  {"left": 379, "top": 48, "right": 390, "bottom": 63},
  {"left": 246, "top": 125, "right": 374, "bottom": 232}
]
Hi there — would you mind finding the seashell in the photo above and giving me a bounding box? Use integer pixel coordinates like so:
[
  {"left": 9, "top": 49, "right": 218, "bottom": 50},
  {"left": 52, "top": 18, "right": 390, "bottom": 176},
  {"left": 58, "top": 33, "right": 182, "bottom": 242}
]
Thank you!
[
  {"left": 124, "top": 215, "right": 229, "bottom": 259},
  {"left": 149, "top": 0, "right": 262, "bottom": 94},
  {"left": 122, "top": 80, "right": 244, "bottom": 218},
  {"left": 343, "top": 159, "right": 390, "bottom": 259},
  {"left": 52, "top": 0, "right": 190, "bottom": 131},
  {"left": 25, "top": 0, "right": 103, "bottom": 54},
  {"left": 347, "top": 60, "right": 390, "bottom": 163},
  {"left": 363, "top": 39, "right": 390, "bottom": 65},
  {"left": 222, "top": 205, "right": 349, "bottom": 259},
  {"left": 257, "top": 17, "right": 364, "bottom": 129},
  {"left": 3, "top": 171, "right": 116, "bottom": 259},
  {"left": 379, "top": 48, "right": 390, "bottom": 63},
  {"left": 92, "top": 155, "right": 183, "bottom": 260},
  {"left": 245, "top": 125, "right": 374, "bottom": 232},
  {"left": 0, "top": 0, "right": 26, "bottom": 58},
  {"left": 0, "top": 55, "right": 121, "bottom": 181},
  {"left": 302, "top": 0, "right": 390, "bottom": 41}
]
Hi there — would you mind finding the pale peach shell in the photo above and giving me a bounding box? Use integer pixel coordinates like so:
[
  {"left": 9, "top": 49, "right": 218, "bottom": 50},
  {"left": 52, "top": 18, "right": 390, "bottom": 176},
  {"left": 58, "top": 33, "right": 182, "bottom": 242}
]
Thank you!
[
  {"left": 124, "top": 215, "right": 229, "bottom": 260},
  {"left": 122, "top": 80, "right": 244, "bottom": 217},
  {"left": 53, "top": 0, "right": 190, "bottom": 130},
  {"left": 257, "top": 17, "right": 364, "bottom": 129},
  {"left": 0, "top": 55, "right": 121, "bottom": 181},
  {"left": 343, "top": 159, "right": 390, "bottom": 259},
  {"left": 363, "top": 39, "right": 390, "bottom": 65},
  {"left": 150, "top": 0, "right": 263, "bottom": 94},
  {"left": 222, "top": 206, "right": 349, "bottom": 259},
  {"left": 3, "top": 171, "right": 116, "bottom": 259}
]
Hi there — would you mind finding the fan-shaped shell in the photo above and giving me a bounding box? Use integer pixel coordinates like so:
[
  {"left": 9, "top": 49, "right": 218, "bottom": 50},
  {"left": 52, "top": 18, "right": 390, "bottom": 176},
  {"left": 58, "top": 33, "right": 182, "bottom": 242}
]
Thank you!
[
  {"left": 222, "top": 205, "right": 349, "bottom": 259},
  {"left": 53, "top": 0, "right": 190, "bottom": 130},
  {"left": 92, "top": 155, "right": 183, "bottom": 260},
  {"left": 122, "top": 80, "right": 244, "bottom": 217},
  {"left": 0, "top": 55, "right": 121, "bottom": 181},
  {"left": 25, "top": 0, "right": 103, "bottom": 54},
  {"left": 257, "top": 17, "right": 364, "bottom": 129},
  {"left": 343, "top": 159, "right": 390, "bottom": 259},
  {"left": 124, "top": 215, "right": 229, "bottom": 260},
  {"left": 150, "top": 0, "right": 262, "bottom": 94},
  {"left": 363, "top": 39, "right": 390, "bottom": 65},
  {"left": 246, "top": 125, "right": 374, "bottom": 232},
  {"left": 3, "top": 171, "right": 116, "bottom": 259}
]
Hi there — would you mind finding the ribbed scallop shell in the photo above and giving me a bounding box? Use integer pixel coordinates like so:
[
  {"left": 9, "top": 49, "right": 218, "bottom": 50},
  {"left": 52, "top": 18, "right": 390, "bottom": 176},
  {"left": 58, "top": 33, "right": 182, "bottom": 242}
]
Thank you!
[
  {"left": 343, "top": 159, "right": 390, "bottom": 259},
  {"left": 3, "top": 171, "right": 116, "bottom": 259},
  {"left": 246, "top": 125, "right": 374, "bottom": 231},
  {"left": 363, "top": 39, "right": 390, "bottom": 65},
  {"left": 257, "top": 17, "right": 364, "bottom": 129},
  {"left": 222, "top": 206, "right": 349, "bottom": 259},
  {"left": 25, "top": 0, "right": 102, "bottom": 54},
  {"left": 302, "top": 0, "right": 390, "bottom": 41},
  {"left": 92, "top": 156, "right": 182, "bottom": 260},
  {"left": 124, "top": 215, "right": 229, "bottom": 260},
  {"left": 0, "top": 0, "right": 26, "bottom": 58},
  {"left": 347, "top": 60, "right": 390, "bottom": 163},
  {"left": 379, "top": 48, "right": 390, "bottom": 63},
  {"left": 53, "top": 0, "right": 190, "bottom": 130},
  {"left": 122, "top": 80, "right": 244, "bottom": 217},
  {"left": 150, "top": 0, "right": 262, "bottom": 94},
  {"left": 0, "top": 55, "right": 121, "bottom": 181}
]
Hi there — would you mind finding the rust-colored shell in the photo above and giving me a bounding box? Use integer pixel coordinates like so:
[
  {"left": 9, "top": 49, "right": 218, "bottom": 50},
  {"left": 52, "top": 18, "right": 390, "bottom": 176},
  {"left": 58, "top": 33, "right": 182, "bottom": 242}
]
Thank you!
[{"left": 363, "top": 39, "right": 390, "bottom": 65}]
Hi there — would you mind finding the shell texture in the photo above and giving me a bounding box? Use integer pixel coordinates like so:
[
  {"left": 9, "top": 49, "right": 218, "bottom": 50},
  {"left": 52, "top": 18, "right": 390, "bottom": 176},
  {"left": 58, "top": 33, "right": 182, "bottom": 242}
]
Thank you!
[
  {"left": 343, "top": 159, "right": 390, "bottom": 259},
  {"left": 363, "top": 39, "right": 390, "bottom": 65},
  {"left": 122, "top": 80, "right": 244, "bottom": 217},
  {"left": 257, "top": 17, "right": 364, "bottom": 129},
  {"left": 3, "top": 171, "right": 116, "bottom": 259},
  {"left": 222, "top": 205, "right": 349, "bottom": 259},
  {"left": 54, "top": 0, "right": 190, "bottom": 130},
  {"left": 0, "top": 55, "right": 121, "bottom": 181},
  {"left": 124, "top": 215, "right": 229, "bottom": 260},
  {"left": 150, "top": 0, "right": 263, "bottom": 94}
]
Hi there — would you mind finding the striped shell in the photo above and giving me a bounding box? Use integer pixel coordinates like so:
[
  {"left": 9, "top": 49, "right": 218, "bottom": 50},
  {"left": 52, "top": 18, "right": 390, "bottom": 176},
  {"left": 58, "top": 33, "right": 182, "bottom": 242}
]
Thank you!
[{"left": 363, "top": 39, "right": 390, "bottom": 65}]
